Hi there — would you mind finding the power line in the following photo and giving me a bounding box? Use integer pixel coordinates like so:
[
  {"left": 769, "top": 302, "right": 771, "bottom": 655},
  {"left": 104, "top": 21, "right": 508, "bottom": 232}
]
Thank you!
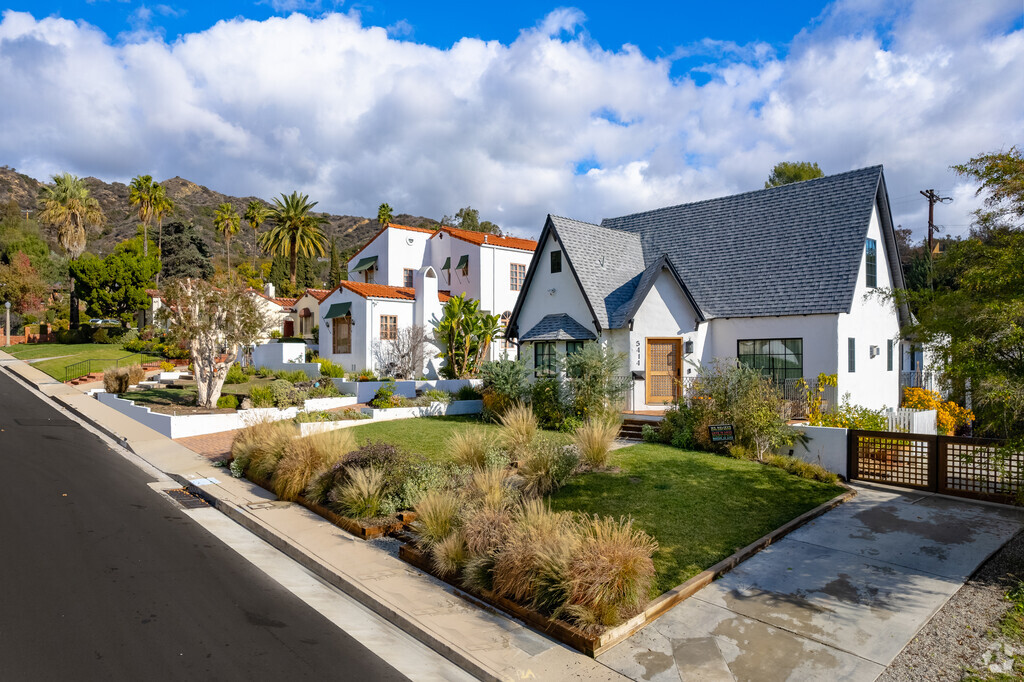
[{"left": 920, "top": 189, "right": 953, "bottom": 284}]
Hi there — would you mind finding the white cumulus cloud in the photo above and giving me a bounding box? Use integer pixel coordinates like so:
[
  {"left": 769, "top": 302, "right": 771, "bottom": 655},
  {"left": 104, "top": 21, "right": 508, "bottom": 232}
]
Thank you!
[{"left": 0, "top": 1, "right": 1021, "bottom": 239}]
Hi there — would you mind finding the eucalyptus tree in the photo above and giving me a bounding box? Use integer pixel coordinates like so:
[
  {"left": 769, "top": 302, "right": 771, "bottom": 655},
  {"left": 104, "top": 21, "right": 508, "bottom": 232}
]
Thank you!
[
  {"left": 259, "top": 192, "right": 327, "bottom": 286},
  {"left": 213, "top": 202, "right": 241, "bottom": 271},
  {"left": 129, "top": 174, "right": 156, "bottom": 256},
  {"left": 244, "top": 200, "right": 269, "bottom": 272},
  {"left": 37, "top": 172, "right": 104, "bottom": 327}
]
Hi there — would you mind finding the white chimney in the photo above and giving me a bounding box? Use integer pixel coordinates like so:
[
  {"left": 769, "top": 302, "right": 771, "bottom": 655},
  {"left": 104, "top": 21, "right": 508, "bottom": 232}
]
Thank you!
[
  {"left": 414, "top": 266, "right": 441, "bottom": 328},
  {"left": 264, "top": 283, "right": 275, "bottom": 299}
]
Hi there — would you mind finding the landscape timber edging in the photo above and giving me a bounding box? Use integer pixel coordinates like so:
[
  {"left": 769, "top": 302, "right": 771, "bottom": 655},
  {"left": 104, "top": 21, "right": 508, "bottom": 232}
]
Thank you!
[{"left": 399, "top": 484, "right": 857, "bottom": 657}]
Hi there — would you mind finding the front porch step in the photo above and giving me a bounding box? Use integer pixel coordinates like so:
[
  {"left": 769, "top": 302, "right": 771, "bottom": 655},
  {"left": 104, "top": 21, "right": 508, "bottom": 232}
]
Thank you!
[{"left": 618, "top": 418, "right": 654, "bottom": 441}]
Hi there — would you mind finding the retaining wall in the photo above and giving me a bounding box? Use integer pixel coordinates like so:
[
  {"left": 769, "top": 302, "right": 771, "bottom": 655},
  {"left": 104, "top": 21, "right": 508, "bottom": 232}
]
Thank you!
[
  {"left": 782, "top": 425, "right": 849, "bottom": 478},
  {"left": 332, "top": 379, "right": 481, "bottom": 403}
]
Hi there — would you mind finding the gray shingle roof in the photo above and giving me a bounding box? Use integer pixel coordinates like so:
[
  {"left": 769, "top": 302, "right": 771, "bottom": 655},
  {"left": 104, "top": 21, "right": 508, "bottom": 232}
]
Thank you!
[
  {"left": 600, "top": 166, "right": 886, "bottom": 318},
  {"left": 608, "top": 255, "right": 703, "bottom": 328},
  {"left": 548, "top": 215, "right": 646, "bottom": 329},
  {"left": 520, "top": 313, "right": 598, "bottom": 341}
]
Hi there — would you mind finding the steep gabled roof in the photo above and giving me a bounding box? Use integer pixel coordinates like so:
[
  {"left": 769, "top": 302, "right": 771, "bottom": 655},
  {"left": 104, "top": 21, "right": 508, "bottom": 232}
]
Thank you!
[
  {"left": 434, "top": 226, "right": 538, "bottom": 252},
  {"left": 601, "top": 166, "right": 899, "bottom": 318},
  {"left": 304, "top": 288, "right": 332, "bottom": 302},
  {"left": 349, "top": 223, "right": 437, "bottom": 261},
  {"left": 609, "top": 255, "right": 705, "bottom": 329},
  {"left": 327, "top": 280, "right": 452, "bottom": 303}
]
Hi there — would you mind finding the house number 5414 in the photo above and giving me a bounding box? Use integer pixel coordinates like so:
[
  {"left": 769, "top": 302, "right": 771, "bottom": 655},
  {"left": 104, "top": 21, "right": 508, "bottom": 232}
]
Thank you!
[{"left": 635, "top": 339, "right": 641, "bottom": 366}]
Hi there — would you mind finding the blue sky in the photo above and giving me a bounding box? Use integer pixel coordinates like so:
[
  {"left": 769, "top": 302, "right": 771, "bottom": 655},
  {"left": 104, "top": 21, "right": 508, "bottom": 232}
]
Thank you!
[{"left": 2, "top": 1, "right": 1022, "bottom": 237}]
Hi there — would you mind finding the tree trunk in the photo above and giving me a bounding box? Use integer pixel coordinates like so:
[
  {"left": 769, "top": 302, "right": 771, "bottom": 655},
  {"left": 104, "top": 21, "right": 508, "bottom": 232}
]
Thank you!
[
  {"left": 289, "top": 240, "right": 297, "bottom": 287},
  {"left": 156, "top": 218, "right": 163, "bottom": 287},
  {"left": 69, "top": 266, "right": 79, "bottom": 329},
  {"left": 226, "top": 233, "right": 231, "bottom": 272},
  {"left": 143, "top": 221, "right": 148, "bottom": 257},
  {"left": 193, "top": 344, "right": 236, "bottom": 408},
  {"left": 253, "top": 228, "right": 258, "bottom": 273}
]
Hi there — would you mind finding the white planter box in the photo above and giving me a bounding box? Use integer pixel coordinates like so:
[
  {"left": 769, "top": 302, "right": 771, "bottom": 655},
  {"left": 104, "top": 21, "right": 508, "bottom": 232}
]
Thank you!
[
  {"left": 359, "top": 399, "right": 483, "bottom": 421},
  {"left": 332, "top": 379, "right": 482, "bottom": 403},
  {"left": 298, "top": 420, "right": 368, "bottom": 437},
  {"left": 303, "top": 396, "right": 359, "bottom": 411}
]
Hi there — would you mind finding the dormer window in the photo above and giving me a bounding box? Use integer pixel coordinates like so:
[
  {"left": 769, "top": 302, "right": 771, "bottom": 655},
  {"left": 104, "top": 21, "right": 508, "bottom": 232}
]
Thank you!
[{"left": 865, "top": 238, "right": 877, "bottom": 288}]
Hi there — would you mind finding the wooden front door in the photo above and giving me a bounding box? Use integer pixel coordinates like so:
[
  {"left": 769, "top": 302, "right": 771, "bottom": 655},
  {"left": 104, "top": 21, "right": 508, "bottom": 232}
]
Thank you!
[{"left": 646, "top": 338, "right": 682, "bottom": 404}]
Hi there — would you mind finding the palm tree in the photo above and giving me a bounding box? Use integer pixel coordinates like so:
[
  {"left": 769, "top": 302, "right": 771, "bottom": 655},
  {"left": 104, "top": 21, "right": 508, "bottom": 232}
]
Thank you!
[
  {"left": 152, "top": 184, "right": 174, "bottom": 284},
  {"left": 129, "top": 174, "right": 156, "bottom": 257},
  {"left": 244, "top": 200, "right": 269, "bottom": 273},
  {"left": 213, "top": 202, "right": 241, "bottom": 271},
  {"left": 377, "top": 202, "right": 393, "bottom": 228},
  {"left": 259, "top": 192, "right": 327, "bottom": 286},
  {"left": 37, "top": 173, "right": 104, "bottom": 327}
]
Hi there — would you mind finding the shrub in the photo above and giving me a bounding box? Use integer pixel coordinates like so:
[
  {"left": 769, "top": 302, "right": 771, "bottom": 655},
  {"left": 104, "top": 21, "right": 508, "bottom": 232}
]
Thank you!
[
  {"left": 307, "top": 441, "right": 420, "bottom": 510},
  {"left": 902, "top": 387, "right": 974, "bottom": 435},
  {"left": 563, "top": 344, "right": 630, "bottom": 418},
  {"left": 126, "top": 364, "right": 146, "bottom": 386},
  {"left": 657, "top": 402, "right": 699, "bottom": 449},
  {"left": 334, "top": 466, "right": 386, "bottom": 518},
  {"left": 315, "top": 357, "right": 345, "bottom": 379},
  {"left": 118, "top": 329, "right": 138, "bottom": 345},
  {"left": 230, "top": 420, "right": 297, "bottom": 480},
  {"left": 641, "top": 424, "right": 659, "bottom": 442},
  {"left": 421, "top": 389, "right": 451, "bottom": 404},
  {"left": 92, "top": 328, "right": 112, "bottom": 344},
  {"left": 249, "top": 385, "right": 275, "bottom": 408},
  {"left": 531, "top": 378, "right": 566, "bottom": 429},
  {"left": 270, "top": 379, "right": 299, "bottom": 407},
  {"left": 454, "top": 385, "right": 483, "bottom": 401},
  {"left": 518, "top": 441, "right": 579, "bottom": 497},
  {"left": 355, "top": 369, "right": 378, "bottom": 381},
  {"left": 56, "top": 329, "right": 85, "bottom": 344},
  {"left": 103, "top": 368, "right": 130, "bottom": 394},
  {"left": 811, "top": 393, "right": 888, "bottom": 431},
  {"left": 370, "top": 379, "right": 402, "bottom": 409},
  {"left": 574, "top": 413, "right": 621, "bottom": 468},
  {"left": 558, "top": 416, "right": 583, "bottom": 434},
  {"left": 399, "top": 461, "right": 470, "bottom": 508},
  {"left": 224, "top": 363, "right": 247, "bottom": 384},
  {"left": 479, "top": 357, "right": 531, "bottom": 418},
  {"left": 159, "top": 361, "right": 175, "bottom": 372},
  {"left": 565, "top": 516, "right": 658, "bottom": 629},
  {"left": 499, "top": 402, "right": 537, "bottom": 461},
  {"left": 411, "top": 490, "right": 462, "bottom": 549},
  {"left": 272, "top": 429, "right": 354, "bottom": 501},
  {"left": 217, "top": 394, "right": 240, "bottom": 410},
  {"left": 431, "top": 530, "right": 468, "bottom": 577},
  {"left": 307, "top": 381, "right": 341, "bottom": 399},
  {"left": 274, "top": 369, "right": 310, "bottom": 384},
  {"left": 449, "top": 429, "right": 491, "bottom": 469}
]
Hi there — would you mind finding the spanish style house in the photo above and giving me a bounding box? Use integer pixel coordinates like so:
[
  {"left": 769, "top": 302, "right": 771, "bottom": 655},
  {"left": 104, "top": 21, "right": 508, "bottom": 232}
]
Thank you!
[
  {"left": 507, "top": 166, "right": 911, "bottom": 411},
  {"left": 318, "top": 223, "right": 537, "bottom": 375}
]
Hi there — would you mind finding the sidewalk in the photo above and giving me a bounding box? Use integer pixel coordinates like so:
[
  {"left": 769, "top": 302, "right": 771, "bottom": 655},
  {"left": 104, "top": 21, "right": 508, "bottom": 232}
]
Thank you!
[{"left": 0, "top": 350, "right": 624, "bottom": 682}]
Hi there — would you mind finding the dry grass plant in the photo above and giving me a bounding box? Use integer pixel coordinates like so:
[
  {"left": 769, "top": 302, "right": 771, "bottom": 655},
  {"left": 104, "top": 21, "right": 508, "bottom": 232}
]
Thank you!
[
  {"left": 449, "top": 429, "right": 491, "bottom": 469},
  {"left": 431, "top": 530, "right": 468, "bottom": 577},
  {"left": 565, "top": 516, "right": 658, "bottom": 629},
  {"left": 462, "top": 505, "right": 513, "bottom": 556},
  {"left": 517, "top": 441, "right": 579, "bottom": 498},
  {"left": 231, "top": 419, "right": 298, "bottom": 481},
  {"left": 127, "top": 364, "right": 146, "bottom": 385},
  {"left": 468, "top": 466, "right": 514, "bottom": 510},
  {"left": 499, "top": 402, "right": 537, "bottom": 461},
  {"left": 491, "top": 499, "right": 578, "bottom": 604},
  {"left": 574, "top": 412, "right": 622, "bottom": 469},
  {"left": 411, "top": 490, "right": 462, "bottom": 549},
  {"left": 335, "top": 466, "right": 386, "bottom": 519},
  {"left": 102, "top": 367, "right": 130, "bottom": 393},
  {"left": 273, "top": 429, "right": 354, "bottom": 501}
]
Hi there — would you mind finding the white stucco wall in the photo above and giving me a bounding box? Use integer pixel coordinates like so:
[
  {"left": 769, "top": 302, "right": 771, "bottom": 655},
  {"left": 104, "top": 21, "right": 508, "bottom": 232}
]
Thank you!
[
  {"left": 702, "top": 314, "right": 840, "bottom": 383},
  {"left": 514, "top": 231, "right": 596, "bottom": 345},
  {"left": 836, "top": 203, "right": 901, "bottom": 410},
  {"left": 319, "top": 288, "right": 371, "bottom": 371},
  {"left": 784, "top": 425, "right": 849, "bottom": 478},
  {"left": 385, "top": 227, "right": 431, "bottom": 286},
  {"left": 293, "top": 292, "right": 321, "bottom": 338}
]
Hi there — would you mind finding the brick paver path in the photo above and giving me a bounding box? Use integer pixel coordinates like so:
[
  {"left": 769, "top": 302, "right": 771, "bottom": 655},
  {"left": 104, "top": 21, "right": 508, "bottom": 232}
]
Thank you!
[{"left": 175, "top": 430, "right": 238, "bottom": 462}]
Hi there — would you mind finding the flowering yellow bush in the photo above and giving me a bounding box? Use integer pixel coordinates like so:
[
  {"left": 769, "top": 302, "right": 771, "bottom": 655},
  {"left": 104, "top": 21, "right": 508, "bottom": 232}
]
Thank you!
[{"left": 902, "top": 387, "right": 974, "bottom": 435}]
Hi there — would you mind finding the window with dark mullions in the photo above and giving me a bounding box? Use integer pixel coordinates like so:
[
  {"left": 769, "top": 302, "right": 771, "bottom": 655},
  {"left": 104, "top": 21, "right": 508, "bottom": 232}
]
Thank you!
[
  {"left": 865, "top": 238, "right": 877, "bottom": 288},
  {"left": 566, "top": 341, "right": 585, "bottom": 355},
  {"left": 737, "top": 339, "right": 803, "bottom": 384},
  {"left": 849, "top": 337, "right": 856, "bottom": 372},
  {"left": 550, "top": 250, "right": 562, "bottom": 273},
  {"left": 534, "top": 342, "right": 557, "bottom": 377}
]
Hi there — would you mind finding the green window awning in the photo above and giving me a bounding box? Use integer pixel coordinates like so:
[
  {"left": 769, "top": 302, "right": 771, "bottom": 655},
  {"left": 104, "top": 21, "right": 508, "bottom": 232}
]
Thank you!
[
  {"left": 456, "top": 254, "right": 469, "bottom": 270},
  {"left": 324, "top": 302, "right": 351, "bottom": 319},
  {"left": 351, "top": 255, "right": 378, "bottom": 273},
  {"left": 441, "top": 257, "right": 451, "bottom": 270}
]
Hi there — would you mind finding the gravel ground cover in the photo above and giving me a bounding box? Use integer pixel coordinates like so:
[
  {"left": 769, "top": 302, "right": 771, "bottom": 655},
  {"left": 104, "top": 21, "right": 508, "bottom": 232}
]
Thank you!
[{"left": 881, "top": 526, "right": 1024, "bottom": 681}]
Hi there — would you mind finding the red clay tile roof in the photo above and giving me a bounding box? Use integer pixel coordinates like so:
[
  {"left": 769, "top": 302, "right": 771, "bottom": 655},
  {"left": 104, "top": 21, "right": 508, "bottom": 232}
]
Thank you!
[
  {"left": 334, "top": 281, "right": 451, "bottom": 302},
  {"left": 304, "top": 288, "right": 332, "bottom": 302},
  {"left": 433, "top": 226, "right": 538, "bottom": 252},
  {"left": 274, "top": 297, "right": 298, "bottom": 307},
  {"left": 349, "top": 223, "right": 439, "bottom": 260}
]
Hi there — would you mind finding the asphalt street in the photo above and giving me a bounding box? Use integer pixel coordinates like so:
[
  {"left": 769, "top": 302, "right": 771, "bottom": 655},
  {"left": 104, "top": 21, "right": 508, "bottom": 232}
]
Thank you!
[{"left": 0, "top": 370, "right": 409, "bottom": 681}]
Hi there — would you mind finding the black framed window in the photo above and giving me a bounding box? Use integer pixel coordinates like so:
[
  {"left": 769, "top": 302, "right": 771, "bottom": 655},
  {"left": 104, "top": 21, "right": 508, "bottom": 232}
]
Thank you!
[
  {"left": 737, "top": 338, "right": 803, "bottom": 384},
  {"left": 887, "top": 339, "right": 893, "bottom": 372},
  {"left": 848, "top": 337, "right": 856, "bottom": 372},
  {"left": 566, "top": 341, "right": 585, "bottom": 355},
  {"left": 865, "top": 238, "right": 877, "bottom": 288},
  {"left": 534, "top": 342, "right": 557, "bottom": 377},
  {"left": 550, "top": 250, "right": 562, "bottom": 273}
]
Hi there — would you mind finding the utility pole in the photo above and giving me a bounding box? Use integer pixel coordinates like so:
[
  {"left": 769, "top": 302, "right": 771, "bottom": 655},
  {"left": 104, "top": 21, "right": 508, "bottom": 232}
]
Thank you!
[{"left": 919, "top": 189, "right": 952, "bottom": 261}]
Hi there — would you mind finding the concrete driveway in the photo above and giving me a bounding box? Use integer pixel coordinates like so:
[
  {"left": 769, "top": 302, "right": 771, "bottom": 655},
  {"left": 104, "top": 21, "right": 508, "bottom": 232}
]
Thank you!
[{"left": 599, "top": 484, "right": 1024, "bottom": 682}]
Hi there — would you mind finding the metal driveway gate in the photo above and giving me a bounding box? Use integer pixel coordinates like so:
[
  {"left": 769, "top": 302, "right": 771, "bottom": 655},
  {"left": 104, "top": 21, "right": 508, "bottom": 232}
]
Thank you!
[{"left": 848, "top": 430, "right": 1024, "bottom": 504}]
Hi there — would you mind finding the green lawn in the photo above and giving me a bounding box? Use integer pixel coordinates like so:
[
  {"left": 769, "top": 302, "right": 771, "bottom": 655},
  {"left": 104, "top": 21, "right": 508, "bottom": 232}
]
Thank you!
[
  {"left": 549, "top": 442, "right": 844, "bottom": 593},
  {"left": 122, "top": 378, "right": 275, "bottom": 411},
  {"left": 5, "top": 343, "right": 142, "bottom": 380},
  {"left": 347, "top": 415, "right": 573, "bottom": 462}
]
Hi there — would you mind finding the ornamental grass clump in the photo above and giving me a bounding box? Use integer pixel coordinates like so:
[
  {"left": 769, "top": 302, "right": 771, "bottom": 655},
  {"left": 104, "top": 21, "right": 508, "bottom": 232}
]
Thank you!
[
  {"left": 467, "top": 465, "right": 515, "bottom": 511},
  {"left": 431, "top": 530, "right": 468, "bottom": 577},
  {"left": 449, "top": 429, "right": 491, "bottom": 469},
  {"left": 574, "top": 412, "right": 622, "bottom": 469},
  {"left": 491, "top": 499, "right": 578, "bottom": 606},
  {"left": 499, "top": 402, "right": 537, "bottom": 461},
  {"left": 411, "top": 490, "right": 462, "bottom": 549},
  {"left": 334, "top": 466, "right": 386, "bottom": 519},
  {"left": 564, "top": 516, "right": 658, "bottom": 630},
  {"left": 103, "top": 367, "right": 131, "bottom": 393},
  {"left": 230, "top": 419, "right": 298, "bottom": 481},
  {"left": 517, "top": 441, "right": 579, "bottom": 498},
  {"left": 272, "top": 429, "right": 354, "bottom": 501}
]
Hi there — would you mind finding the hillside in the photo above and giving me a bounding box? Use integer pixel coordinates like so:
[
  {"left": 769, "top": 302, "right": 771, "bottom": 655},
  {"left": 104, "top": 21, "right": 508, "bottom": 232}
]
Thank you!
[{"left": 0, "top": 165, "right": 435, "bottom": 258}]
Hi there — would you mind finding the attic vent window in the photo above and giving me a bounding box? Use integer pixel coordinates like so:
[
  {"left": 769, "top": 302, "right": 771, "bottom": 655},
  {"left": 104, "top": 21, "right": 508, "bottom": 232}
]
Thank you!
[
  {"left": 865, "top": 238, "right": 877, "bottom": 288},
  {"left": 551, "top": 250, "right": 562, "bottom": 273}
]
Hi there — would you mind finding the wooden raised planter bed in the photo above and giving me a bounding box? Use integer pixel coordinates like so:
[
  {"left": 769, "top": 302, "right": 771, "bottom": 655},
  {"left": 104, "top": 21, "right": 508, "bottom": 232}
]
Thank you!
[
  {"left": 399, "top": 486, "right": 857, "bottom": 657},
  {"left": 246, "top": 475, "right": 416, "bottom": 540}
]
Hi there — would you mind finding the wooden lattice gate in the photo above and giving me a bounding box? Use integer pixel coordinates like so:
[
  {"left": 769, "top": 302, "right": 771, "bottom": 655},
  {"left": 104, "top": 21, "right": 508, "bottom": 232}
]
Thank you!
[{"left": 848, "top": 430, "right": 1024, "bottom": 505}]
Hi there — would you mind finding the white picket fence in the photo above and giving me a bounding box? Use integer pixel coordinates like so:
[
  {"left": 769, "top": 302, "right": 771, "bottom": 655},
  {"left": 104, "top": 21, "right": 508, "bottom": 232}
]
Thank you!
[{"left": 885, "top": 408, "right": 937, "bottom": 435}]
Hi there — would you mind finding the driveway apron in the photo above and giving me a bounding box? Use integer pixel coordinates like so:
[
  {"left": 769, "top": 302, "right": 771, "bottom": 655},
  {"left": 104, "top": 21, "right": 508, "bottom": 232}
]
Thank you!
[{"left": 599, "top": 484, "right": 1024, "bottom": 682}]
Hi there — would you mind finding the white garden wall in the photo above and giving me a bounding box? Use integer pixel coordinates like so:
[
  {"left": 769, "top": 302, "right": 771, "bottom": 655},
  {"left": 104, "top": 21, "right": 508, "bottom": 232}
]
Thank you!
[
  {"left": 782, "top": 425, "right": 849, "bottom": 478},
  {"left": 252, "top": 342, "right": 321, "bottom": 378},
  {"left": 359, "top": 400, "right": 483, "bottom": 421},
  {"left": 331, "top": 379, "right": 481, "bottom": 403}
]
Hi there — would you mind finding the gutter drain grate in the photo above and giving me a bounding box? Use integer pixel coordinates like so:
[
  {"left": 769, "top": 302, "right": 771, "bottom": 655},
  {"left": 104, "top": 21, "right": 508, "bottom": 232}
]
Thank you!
[{"left": 165, "top": 487, "right": 210, "bottom": 509}]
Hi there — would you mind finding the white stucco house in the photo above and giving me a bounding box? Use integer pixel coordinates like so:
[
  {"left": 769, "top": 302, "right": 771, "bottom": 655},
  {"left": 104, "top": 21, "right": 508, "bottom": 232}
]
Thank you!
[
  {"left": 245, "top": 284, "right": 297, "bottom": 340},
  {"left": 318, "top": 223, "right": 537, "bottom": 375},
  {"left": 293, "top": 288, "right": 332, "bottom": 341},
  {"left": 506, "top": 166, "right": 912, "bottom": 411}
]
